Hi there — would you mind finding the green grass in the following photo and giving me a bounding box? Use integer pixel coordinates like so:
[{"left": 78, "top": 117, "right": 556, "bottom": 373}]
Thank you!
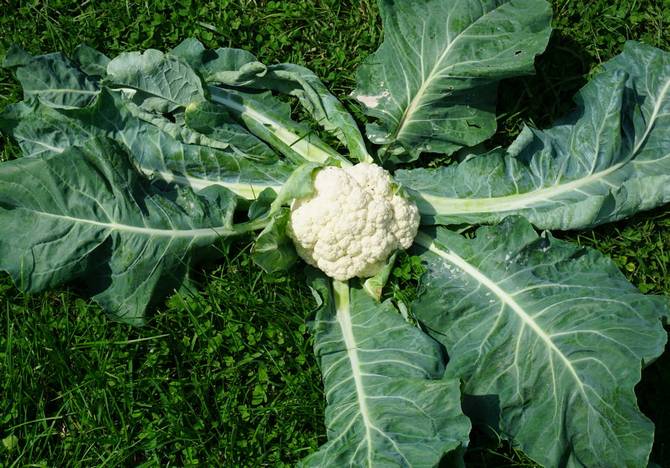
[
  {"left": 1, "top": 244, "right": 325, "bottom": 466},
  {"left": 1, "top": 0, "right": 670, "bottom": 466}
]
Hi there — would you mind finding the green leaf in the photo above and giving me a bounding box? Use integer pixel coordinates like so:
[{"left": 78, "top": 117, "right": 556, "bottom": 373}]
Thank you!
[
  {"left": 301, "top": 276, "right": 470, "bottom": 467},
  {"left": 1, "top": 89, "right": 293, "bottom": 200},
  {"left": 0, "top": 100, "right": 89, "bottom": 158},
  {"left": 172, "top": 38, "right": 369, "bottom": 162},
  {"left": 169, "top": 37, "right": 209, "bottom": 69},
  {"left": 218, "top": 62, "right": 371, "bottom": 163},
  {"left": 2, "top": 434, "right": 19, "bottom": 452},
  {"left": 362, "top": 251, "right": 397, "bottom": 301},
  {"left": 171, "top": 38, "right": 261, "bottom": 84},
  {"left": 268, "top": 162, "right": 320, "bottom": 213},
  {"left": 353, "top": 0, "right": 552, "bottom": 161},
  {"left": 73, "top": 44, "right": 110, "bottom": 77},
  {"left": 106, "top": 49, "right": 205, "bottom": 111},
  {"left": 412, "top": 217, "right": 669, "bottom": 467},
  {"left": 0, "top": 138, "right": 260, "bottom": 324},
  {"left": 2, "top": 44, "right": 32, "bottom": 67},
  {"left": 3, "top": 48, "right": 99, "bottom": 109},
  {"left": 398, "top": 41, "right": 670, "bottom": 229},
  {"left": 252, "top": 209, "right": 298, "bottom": 274},
  {"left": 209, "top": 86, "right": 349, "bottom": 165},
  {"left": 183, "top": 100, "right": 278, "bottom": 162},
  {"left": 121, "top": 97, "right": 279, "bottom": 163},
  {"left": 247, "top": 188, "right": 277, "bottom": 220},
  {"left": 254, "top": 63, "right": 372, "bottom": 163}
]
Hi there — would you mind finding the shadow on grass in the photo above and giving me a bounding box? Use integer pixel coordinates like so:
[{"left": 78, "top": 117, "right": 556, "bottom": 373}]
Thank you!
[
  {"left": 493, "top": 30, "right": 597, "bottom": 148},
  {"left": 640, "top": 334, "right": 670, "bottom": 466}
]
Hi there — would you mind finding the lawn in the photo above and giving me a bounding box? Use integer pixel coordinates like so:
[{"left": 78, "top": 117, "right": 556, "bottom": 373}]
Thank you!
[{"left": 1, "top": 0, "right": 669, "bottom": 466}]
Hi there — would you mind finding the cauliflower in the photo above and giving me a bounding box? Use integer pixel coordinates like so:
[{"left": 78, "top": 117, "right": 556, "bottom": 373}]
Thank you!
[{"left": 288, "top": 163, "right": 420, "bottom": 281}]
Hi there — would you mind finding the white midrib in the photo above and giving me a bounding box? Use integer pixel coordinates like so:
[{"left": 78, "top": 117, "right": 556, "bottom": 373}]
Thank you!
[
  {"left": 32, "top": 142, "right": 279, "bottom": 200},
  {"left": 144, "top": 169, "right": 280, "bottom": 200},
  {"left": 35, "top": 211, "right": 231, "bottom": 239},
  {"left": 27, "top": 88, "right": 99, "bottom": 95},
  {"left": 415, "top": 161, "right": 624, "bottom": 215},
  {"left": 393, "top": 8, "right": 490, "bottom": 141},
  {"left": 415, "top": 233, "right": 587, "bottom": 397},
  {"left": 209, "top": 89, "right": 344, "bottom": 165},
  {"left": 394, "top": 44, "right": 454, "bottom": 141},
  {"left": 333, "top": 280, "right": 374, "bottom": 465},
  {"left": 416, "top": 77, "right": 670, "bottom": 216}
]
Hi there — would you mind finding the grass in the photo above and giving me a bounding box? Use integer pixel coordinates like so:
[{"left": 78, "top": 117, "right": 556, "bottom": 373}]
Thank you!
[
  {"left": 1, "top": 0, "right": 669, "bottom": 466},
  {"left": 1, "top": 244, "right": 325, "bottom": 466}
]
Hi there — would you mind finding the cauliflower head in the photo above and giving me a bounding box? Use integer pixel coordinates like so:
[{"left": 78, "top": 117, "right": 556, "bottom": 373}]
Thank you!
[{"left": 288, "top": 163, "right": 420, "bottom": 281}]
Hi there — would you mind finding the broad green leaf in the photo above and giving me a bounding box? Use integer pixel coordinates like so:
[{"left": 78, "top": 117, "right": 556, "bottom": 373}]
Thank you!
[
  {"left": 398, "top": 41, "right": 670, "bottom": 229},
  {"left": 302, "top": 276, "right": 470, "bottom": 467},
  {"left": 171, "top": 38, "right": 261, "bottom": 84},
  {"left": 249, "top": 63, "right": 372, "bottom": 163},
  {"left": 120, "top": 97, "right": 279, "bottom": 163},
  {"left": 247, "top": 188, "right": 277, "bottom": 220},
  {"left": 412, "top": 217, "right": 669, "bottom": 467},
  {"left": 1, "top": 89, "right": 293, "bottom": 199},
  {"left": 73, "top": 44, "right": 110, "bottom": 76},
  {"left": 353, "top": 0, "right": 552, "bottom": 161},
  {"left": 217, "top": 62, "right": 371, "bottom": 163},
  {"left": 59, "top": 43, "right": 283, "bottom": 165},
  {"left": 281, "top": 64, "right": 372, "bottom": 164},
  {"left": 171, "top": 38, "right": 370, "bottom": 162},
  {"left": 267, "top": 161, "right": 320, "bottom": 213},
  {"left": 251, "top": 209, "right": 298, "bottom": 274},
  {"left": 1, "top": 100, "right": 89, "bottom": 158},
  {"left": 183, "top": 100, "right": 278, "bottom": 162},
  {"left": 362, "top": 252, "right": 397, "bottom": 301},
  {"left": 2, "top": 47, "right": 99, "bottom": 109},
  {"left": 169, "top": 37, "right": 210, "bottom": 69},
  {"left": 2, "top": 44, "right": 32, "bottom": 67},
  {"left": 106, "top": 49, "right": 205, "bottom": 111},
  {"left": 116, "top": 120, "right": 292, "bottom": 200},
  {"left": 0, "top": 138, "right": 265, "bottom": 325},
  {"left": 209, "top": 86, "right": 350, "bottom": 166}
]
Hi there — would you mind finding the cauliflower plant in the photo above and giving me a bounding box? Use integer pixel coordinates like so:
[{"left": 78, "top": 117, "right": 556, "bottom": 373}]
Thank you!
[{"left": 288, "top": 163, "right": 420, "bottom": 281}]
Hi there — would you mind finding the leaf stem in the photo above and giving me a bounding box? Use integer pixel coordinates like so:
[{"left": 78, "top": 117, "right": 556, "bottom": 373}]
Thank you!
[
  {"left": 209, "top": 86, "right": 352, "bottom": 167},
  {"left": 232, "top": 215, "right": 272, "bottom": 235}
]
